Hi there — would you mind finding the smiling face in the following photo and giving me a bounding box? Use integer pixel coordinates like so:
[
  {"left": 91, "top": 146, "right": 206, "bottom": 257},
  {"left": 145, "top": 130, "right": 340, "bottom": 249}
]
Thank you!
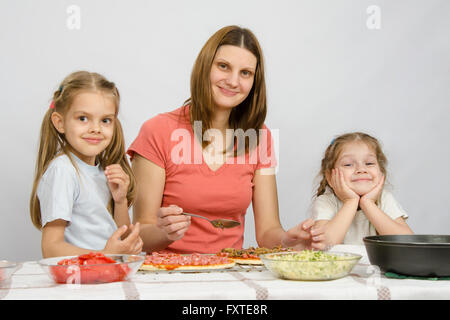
[
  {"left": 210, "top": 45, "right": 257, "bottom": 111},
  {"left": 51, "top": 91, "right": 116, "bottom": 165},
  {"left": 334, "top": 141, "right": 382, "bottom": 196}
]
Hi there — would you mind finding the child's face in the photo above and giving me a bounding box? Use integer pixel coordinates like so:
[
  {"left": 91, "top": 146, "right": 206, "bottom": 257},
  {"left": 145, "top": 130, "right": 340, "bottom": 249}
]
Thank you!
[
  {"left": 334, "top": 141, "right": 382, "bottom": 196},
  {"left": 210, "top": 45, "right": 257, "bottom": 111},
  {"left": 52, "top": 91, "right": 116, "bottom": 165}
]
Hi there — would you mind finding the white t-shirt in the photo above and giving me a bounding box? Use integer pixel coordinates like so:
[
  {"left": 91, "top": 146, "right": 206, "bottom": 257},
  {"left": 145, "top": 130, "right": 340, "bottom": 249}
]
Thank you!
[
  {"left": 311, "top": 187, "right": 409, "bottom": 245},
  {"left": 37, "top": 153, "right": 117, "bottom": 250}
]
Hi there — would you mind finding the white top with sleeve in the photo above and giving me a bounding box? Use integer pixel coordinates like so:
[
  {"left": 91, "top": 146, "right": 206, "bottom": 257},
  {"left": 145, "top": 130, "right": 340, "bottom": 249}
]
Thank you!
[
  {"left": 311, "top": 186, "right": 409, "bottom": 245},
  {"left": 37, "top": 153, "right": 117, "bottom": 250}
]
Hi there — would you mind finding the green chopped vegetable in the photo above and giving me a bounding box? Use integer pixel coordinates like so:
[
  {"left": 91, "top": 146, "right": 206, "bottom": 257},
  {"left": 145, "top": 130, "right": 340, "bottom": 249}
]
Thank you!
[{"left": 262, "top": 250, "right": 360, "bottom": 281}]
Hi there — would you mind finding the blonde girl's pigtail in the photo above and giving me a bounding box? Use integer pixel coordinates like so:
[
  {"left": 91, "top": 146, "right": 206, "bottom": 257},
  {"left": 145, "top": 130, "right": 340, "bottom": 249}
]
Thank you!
[
  {"left": 95, "top": 85, "right": 136, "bottom": 216},
  {"left": 99, "top": 117, "right": 137, "bottom": 217},
  {"left": 111, "top": 119, "right": 136, "bottom": 209},
  {"left": 30, "top": 88, "right": 66, "bottom": 230},
  {"left": 316, "top": 175, "right": 330, "bottom": 198},
  {"left": 315, "top": 139, "right": 338, "bottom": 198}
]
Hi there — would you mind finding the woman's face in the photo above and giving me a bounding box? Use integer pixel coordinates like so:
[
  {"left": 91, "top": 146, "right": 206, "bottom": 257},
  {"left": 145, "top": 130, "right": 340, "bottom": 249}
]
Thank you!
[{"left": 210, "top": 45, "right": 257, "bottom": 110}]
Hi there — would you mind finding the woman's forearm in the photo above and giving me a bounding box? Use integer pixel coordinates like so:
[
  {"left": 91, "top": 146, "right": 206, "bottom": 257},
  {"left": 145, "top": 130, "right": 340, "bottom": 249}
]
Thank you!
[
  {"left": 139, "top": 223, "right": 174, "bottom": 253},
  {"left": 256, "top": 226, "right": 286, "bottom": 248}
]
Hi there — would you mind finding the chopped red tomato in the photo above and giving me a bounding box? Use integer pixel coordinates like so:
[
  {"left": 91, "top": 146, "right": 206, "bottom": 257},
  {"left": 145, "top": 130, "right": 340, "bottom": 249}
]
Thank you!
[{"left": 50, "top": 252, "right": 130, "bottom": 284}]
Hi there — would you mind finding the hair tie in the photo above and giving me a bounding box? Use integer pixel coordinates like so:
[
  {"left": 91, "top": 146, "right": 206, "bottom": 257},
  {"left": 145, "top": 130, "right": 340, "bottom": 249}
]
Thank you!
[
  {"left": 50, "top": 85, "right": 63, "bottom": 109},
  {"left": 330, "top": 138, "right": 336, "bottom": 146}
]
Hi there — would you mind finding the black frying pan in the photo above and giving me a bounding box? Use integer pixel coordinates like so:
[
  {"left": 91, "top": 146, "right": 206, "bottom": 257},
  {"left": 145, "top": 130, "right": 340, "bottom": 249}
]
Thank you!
[{"left": 363, "top": 235, "right": 450, "bottom": 277}]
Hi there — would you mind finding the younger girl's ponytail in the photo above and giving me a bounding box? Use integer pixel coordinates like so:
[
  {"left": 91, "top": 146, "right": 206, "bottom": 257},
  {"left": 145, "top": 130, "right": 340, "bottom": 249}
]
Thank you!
[{"left": 30, "top": 107, "right": 65, "bottom": 229}]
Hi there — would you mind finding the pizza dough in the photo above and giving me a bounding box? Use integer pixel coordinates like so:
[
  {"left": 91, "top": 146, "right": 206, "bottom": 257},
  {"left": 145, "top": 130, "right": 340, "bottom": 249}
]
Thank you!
[
  {"left": 219, "top": 246, "right": 292, "bottom": 265},
  {"left": 140, "top": 252, "right": 235, "bottom": 271}
]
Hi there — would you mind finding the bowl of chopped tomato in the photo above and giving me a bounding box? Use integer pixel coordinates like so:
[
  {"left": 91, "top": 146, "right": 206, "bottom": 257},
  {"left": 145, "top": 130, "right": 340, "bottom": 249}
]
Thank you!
[{"left": 38, "top": 252, "right": 144, "bottom": 284}]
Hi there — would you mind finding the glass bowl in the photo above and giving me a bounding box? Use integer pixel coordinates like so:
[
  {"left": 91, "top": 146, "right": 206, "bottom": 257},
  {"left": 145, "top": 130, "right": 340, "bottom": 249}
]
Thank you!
[
  {"left": 0, "top": 260, "right": 20, "bottom": 283},
  {"left": 260, "top": 250, "right": 362, "bottom": 281},
  {"left": 38, "top": 254, "right": 144, "bottom": 284}
]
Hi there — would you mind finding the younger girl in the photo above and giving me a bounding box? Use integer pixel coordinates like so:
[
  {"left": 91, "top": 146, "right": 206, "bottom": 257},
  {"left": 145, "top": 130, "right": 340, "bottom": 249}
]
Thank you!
[
  {"left": 309, "top": 132, "right": 413, "bottom": 249},
  {"left": 30, "top": 71, "right": 143, "bottom": 258}
]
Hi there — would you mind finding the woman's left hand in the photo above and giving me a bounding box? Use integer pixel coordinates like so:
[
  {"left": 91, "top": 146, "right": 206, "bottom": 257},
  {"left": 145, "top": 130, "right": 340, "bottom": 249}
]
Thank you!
[
  {"left": 281, "top": 218, "right": 315, "bottom": 250},
  {"left": 105, "top": 164, "right": 130, "bottom": 204}
]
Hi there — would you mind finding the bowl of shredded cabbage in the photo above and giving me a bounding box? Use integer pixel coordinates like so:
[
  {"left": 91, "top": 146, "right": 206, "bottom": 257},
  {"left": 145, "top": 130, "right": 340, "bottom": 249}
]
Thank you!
[{"left": 260, "top": 250, "right": 362, "bottom": 281}]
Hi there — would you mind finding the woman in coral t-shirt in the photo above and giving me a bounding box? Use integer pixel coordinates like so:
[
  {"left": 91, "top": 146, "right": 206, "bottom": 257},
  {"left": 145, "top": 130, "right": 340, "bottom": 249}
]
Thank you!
[{"left": 127, "top": 25, "right": 314, "bottom": 254}]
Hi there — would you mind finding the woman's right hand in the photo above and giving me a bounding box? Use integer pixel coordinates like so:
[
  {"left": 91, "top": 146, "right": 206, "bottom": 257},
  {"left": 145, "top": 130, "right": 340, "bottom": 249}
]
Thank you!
[
  {"left": 328, "top": 168, "right": 360, "bottom": 203},
  {"left": 156, "top": 205, "right": 191, "bottom": 241}
]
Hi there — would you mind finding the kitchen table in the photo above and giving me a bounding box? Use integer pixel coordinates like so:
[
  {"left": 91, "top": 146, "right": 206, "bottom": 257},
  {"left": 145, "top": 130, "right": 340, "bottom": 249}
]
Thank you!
[{"left": 2, "top": 245, "right": 450, "bottom": 300}]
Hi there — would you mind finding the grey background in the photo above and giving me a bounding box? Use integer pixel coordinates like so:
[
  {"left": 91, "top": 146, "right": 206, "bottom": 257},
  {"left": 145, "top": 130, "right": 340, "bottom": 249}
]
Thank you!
[{"left": 1, "top": 0, "right": 449, "bottom": 262}]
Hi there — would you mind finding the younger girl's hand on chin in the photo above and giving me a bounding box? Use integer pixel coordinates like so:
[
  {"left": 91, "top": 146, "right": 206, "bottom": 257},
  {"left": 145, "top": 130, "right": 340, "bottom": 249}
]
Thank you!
[
  {"left": 360, "top": 174, "right": 385, "bottom": 206},
  {"left": 328, "top": 168, "right": 360, "bottom": 204}
]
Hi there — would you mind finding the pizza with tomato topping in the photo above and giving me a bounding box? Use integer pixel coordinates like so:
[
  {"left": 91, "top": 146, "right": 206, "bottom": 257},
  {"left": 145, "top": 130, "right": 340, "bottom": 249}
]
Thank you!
[
  {"left": 140, "top": 252, "right": 235, "bottom": 271},
  {"left": 218, "top": 246, "right": 293, "bottom": 265}
]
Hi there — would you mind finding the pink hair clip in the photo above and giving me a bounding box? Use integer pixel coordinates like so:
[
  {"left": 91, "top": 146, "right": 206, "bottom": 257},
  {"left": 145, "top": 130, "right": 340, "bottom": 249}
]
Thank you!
[{"left": 50, "top": 101, "right": 55, "bottom": 109}]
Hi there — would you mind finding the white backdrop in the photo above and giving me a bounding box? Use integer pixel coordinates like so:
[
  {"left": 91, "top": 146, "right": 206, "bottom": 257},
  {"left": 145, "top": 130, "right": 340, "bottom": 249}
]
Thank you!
[{"left": 1, "top": 0, "right": 449, "bottom": 262}]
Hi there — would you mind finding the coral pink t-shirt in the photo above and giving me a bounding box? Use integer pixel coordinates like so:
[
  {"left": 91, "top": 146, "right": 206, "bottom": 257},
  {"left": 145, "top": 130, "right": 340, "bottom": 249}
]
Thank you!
[{"left": 127, "top": 106, "right": 277, "bottom": 254}]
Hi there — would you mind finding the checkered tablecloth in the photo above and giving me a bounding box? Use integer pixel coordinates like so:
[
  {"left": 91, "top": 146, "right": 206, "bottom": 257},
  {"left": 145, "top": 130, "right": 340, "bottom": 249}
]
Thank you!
[{"left": 2, "top": 245, "right": 450, "bottom": 300}]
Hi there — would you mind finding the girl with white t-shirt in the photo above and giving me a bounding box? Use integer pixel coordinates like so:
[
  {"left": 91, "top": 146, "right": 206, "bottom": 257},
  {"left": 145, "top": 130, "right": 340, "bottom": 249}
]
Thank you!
[
  {"left": 309, "top": 132, "right": 413, "bottom": 248},
  {"left": 30, "top": 71, "right": 143, "bottom": 258}
]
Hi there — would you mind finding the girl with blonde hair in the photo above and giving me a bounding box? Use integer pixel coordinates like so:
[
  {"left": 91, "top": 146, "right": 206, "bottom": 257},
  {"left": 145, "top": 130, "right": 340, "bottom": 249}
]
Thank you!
[
  {"left": 128, "top": 26, "right": 315, "bottom": 253},
  {"left": 30, "top": 71, "right": 143, "bottom": 258},
  {"left": 309, "top": 132, "right": 413, "bottom": 249}
]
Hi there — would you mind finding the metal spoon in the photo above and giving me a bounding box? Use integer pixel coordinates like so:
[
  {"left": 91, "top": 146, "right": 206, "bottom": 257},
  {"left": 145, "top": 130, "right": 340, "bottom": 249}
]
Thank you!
[{"left": 182, "top": 212, "right": 240, "bottom": 229}]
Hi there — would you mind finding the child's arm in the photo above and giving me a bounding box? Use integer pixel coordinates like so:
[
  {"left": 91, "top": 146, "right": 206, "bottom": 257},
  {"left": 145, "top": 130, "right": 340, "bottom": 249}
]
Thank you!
[
  {"left": 359, "top": 201, "right": 413, "bottom": 234},
  {"left": 312, "top": 200, "right": 359, "bottom": 247},
  {"left": 112, "top": 201, "right": 131, "bottom": 231},
  {"left": 42, "top": 219, "right": 143, "bottom": 258},
  {"left": 42, "top": 220, "right": 99, "bottom": 258},
  {"left": 106, "top": 166, "right": 144, "bottom": 248},
  {"left": 105, "top": 164, "right": 133, "bottom": 236},
  {"left": 360, "top": 176, "right": 413, "bottom": 235},
  {"left": 311, "top": 168, "right": 360, "bottom": 247}
]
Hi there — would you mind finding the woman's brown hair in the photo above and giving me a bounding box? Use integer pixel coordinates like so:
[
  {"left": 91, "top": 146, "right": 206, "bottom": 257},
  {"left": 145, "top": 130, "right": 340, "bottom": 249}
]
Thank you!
[
  {"left": 30, "top": 71, "right": 136, "bottom": 230},
  {"left": 185, "top": 25, "right": 267, "bottom": 154},
  {"left": 316, "top": 132, "right": 388, "bottom": 197}
]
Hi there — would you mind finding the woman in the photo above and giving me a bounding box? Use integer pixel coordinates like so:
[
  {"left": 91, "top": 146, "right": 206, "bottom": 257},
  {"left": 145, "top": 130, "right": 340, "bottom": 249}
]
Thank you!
[{"left": 127, "top": 25, "right": 314, "bottom": 253}]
